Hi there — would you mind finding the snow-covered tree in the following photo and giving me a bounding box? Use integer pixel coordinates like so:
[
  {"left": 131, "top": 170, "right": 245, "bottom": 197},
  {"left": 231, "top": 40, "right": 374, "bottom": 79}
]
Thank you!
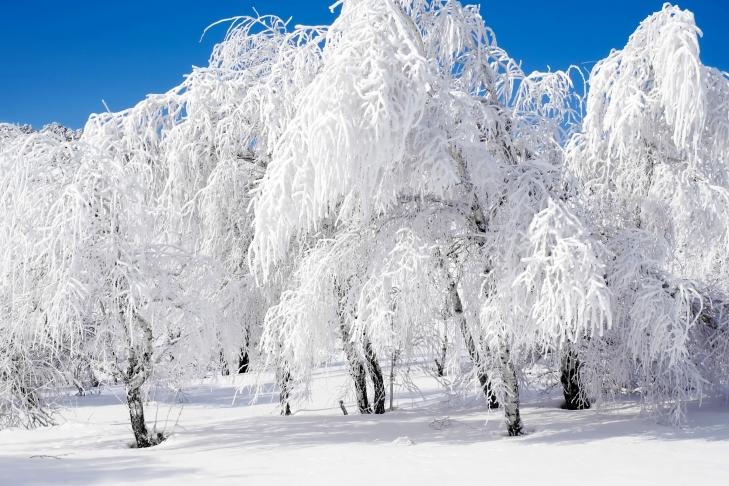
[
  {"left": 4, "top": 0, "right": 725, "bottom": 444},
  {"left": 0, "top": 124, "right": 86, "bottom": 428},
  {"left": 249, "top": 0, "right": 612, "bottom": 435},
  {"left": 566, "top": 3, "right": 729, "bottom": 421}
]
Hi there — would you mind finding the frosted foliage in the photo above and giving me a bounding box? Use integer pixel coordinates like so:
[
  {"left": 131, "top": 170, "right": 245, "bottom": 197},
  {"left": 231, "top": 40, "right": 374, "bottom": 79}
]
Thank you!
[
  {"left": 250, "top": 0, "right": 449, "bottom": 277},
  {"left": 0, "top": 132, "right": 74, "bottom": 343},
  {"left": 510, "top": 201, "right": 612, "bottom": 347},
  {"left": 0, "top": 130, "right": 81, "bottom": 426},
  {"left": 76, "top": 15, "right": 332, "bottom": 373},
  {"left": 567, "top": 4, "right": 729, "bottom": 245},
  {"left": 2, "top": 0, "right": 728, "bottom": 433},
  {"left": 352, "top": 228, "right": 441, "bottom": 357},
  {"left": 259, "top": 235, "right": 350, "bottom": 385},
  {"left": 260, "top": 225, "right": 442, "bottom": 389},
  {"left": 567, "top": 3, "right": 729, "bottom": 419},
  {"left": 250, "top": 0, "right": 608, "bottom": 412},
  {"left": 1, "top": 12, "right": 330, "bottom": 423}
]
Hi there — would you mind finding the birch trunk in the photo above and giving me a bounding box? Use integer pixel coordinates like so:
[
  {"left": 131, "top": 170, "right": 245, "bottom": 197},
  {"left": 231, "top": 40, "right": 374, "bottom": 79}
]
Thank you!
[
  {"left": 434, "top": 333, "right": 447, "bottom": 377},
  {"left": 123, "top": 312, "right": 162, "bottom": 448},
  {"left": 277, "top": 365, "right": 293, "bottom": 416},
  {"left": 499, "top": 345, "right": 523, "bottom": 436},
  {"left": 560, "top": 345, "right": 590, "bottom": 410},
  {"left": 364, "top": 336, "right": 386, "bottom": 414},
  {"left": 238, "top": 327, "right": 250, "bottom": 374},
  {"left": 340, "top": 320, "right": 371, "bottom": 414},
  {"left": 447, "top": 279, "right": 499, "bottom": 408}
]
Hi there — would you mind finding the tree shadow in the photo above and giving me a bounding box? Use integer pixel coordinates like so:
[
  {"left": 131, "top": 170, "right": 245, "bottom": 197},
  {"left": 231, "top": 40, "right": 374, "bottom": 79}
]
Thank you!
[
  {"left": 0, "top": 455, "right": 198, "bottom": 485},
  {"left": 160, "top": 393, "right": 729, "bottom": 453},
  {"left": 521, "top": 399, "right": 729, "bottom": 444}
]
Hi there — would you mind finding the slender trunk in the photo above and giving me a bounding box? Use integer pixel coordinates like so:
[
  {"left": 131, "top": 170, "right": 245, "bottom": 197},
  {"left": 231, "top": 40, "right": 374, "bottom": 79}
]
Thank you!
[
  {"left": 499, "top": 346, "right": 523, "bottom": 436},
  {"left": 238, "top": 350, "right": 250, "bottom": 374},
  {"left": 364, "top": 337, "right": 386, "bottom": 414},
  {"left": 126, "top": 380, "right": 153, "bottom": 448},
  {"left": 448, "top": 280, "right": 499, "bottom": 408},
  {"left": 238, "top": 328, "right": 250, "bottom": 374},
  {"left": 278, "top": 366, "right": 292, "bottom": 416},
  {"left": 389, "top": 350, "right": 399, "bottom": 411},
  {"left": 340, "top": 322, "right": 371, "bottom": 414},
  {"left": 435, "top": 333, "right": 447, "bottom": 377},
  {"left": 220, "top": 349, "right": 230, "bottom": 376},
  {"left": 339, "top": 400, "right": 348, "bottom": 415},
  {"left": 560, "top": 345, "right": 590, "bottom": 410},
  {"left": 122, "top": 311, "right": 162, "bottom": 447},
  {"left": 125, "top": 353, "right": 162, "bottom": 448}
]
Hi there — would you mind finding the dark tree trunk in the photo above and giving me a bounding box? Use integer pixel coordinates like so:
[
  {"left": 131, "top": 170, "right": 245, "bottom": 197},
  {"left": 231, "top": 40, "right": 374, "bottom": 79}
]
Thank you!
[
  {"left": 448, "top": 280, "right": 499, "bottom": 408},
  {"left": 125, "top": 360, "right": 162, "bottom": 448},
  {"left": 238, "top": 328, "right": 250, "bottom": 374},
  {"left": 238, "top": 350, "right": 250, "bottom": 374},
  {"left": 364, "top": 337, "right": 386, "bottom": 414},
  {"left": 220, "top": 349, "right": 230, "bottom": 376},
  {"left": 434, "top": 334, "right": 447, "bottom": 377},
  {"left": 560, "top": 345, "right": 590, "bottom": 410},
  {"left": 278, "top": 367, "right": 292, "bottom": 416},
  {"left": 126, "top": 385, "right": 154, "bottom": 448},
  {"left": 499, "top": 346, "right": 523, "bottom": 436},
  {"left": 352, "top": 359, "right": 371, "bottom": 414},
  {"left": 337, "top": 283, "right": 372, "bottom": 414},
  {"left": 341, "top": 325, "right": 371, "bottom": 414},
  {"left": 477, "top": 371, "right": 499, "bottom": 409},
  {"left": 122, "top": 312, "right": 162, "bottom": 448}
]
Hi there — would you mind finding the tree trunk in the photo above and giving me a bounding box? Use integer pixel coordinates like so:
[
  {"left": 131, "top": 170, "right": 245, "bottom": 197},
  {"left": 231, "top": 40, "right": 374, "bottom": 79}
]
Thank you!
[
  {"left": 364, "top": 337, "right": 386, "bottom": 414},
  {"left": 499, "top": 346, "right": 523, "bottom": 436},
  {"left": 434, "top": 333, "right": 447, "bottom": 377},
  {"left": 126, "top": 384, "right": 154, "bottom": 448},
  {"left": 448, "top": 280, "right": 499, "bottom": 408},
  {"left": 238, "top": 328, "right": 250, "bottom": 374},
  {"left": 122, "top": 311, "right": 162, "bottom": 448},
  {"left": 220, "top": 349, "right": 230, "bottom": 376},
  {"left": 560, "top": 345, "right": 590, "bottom": 410},
  {"left": 389, "top": 350, "right": 399, "bottom": 411},
  {"left": 340, "top": 322, "right": 371, "bottom": 414},
  {"left": 125, "top": 353, "right": 162, "bottom": 448},
  {"left": 278, "top": 366, "right": 292, "bottom": 416},
  {"left": 238, "top": 349, "right": 250, "bottom": 374}
]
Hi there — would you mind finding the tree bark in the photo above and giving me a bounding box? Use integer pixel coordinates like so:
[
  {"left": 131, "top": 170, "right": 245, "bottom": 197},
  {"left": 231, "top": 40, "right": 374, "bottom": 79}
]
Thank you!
[
  {"left": 434, "top": 333, "right": 447, "bottom": 377},
  {"left": 122, "top": 311, "right": 162, "bottom": 448},
  {"left": 364, "top": 337, "right": 386, "bottom": 414},
  {"left": 560, "top": 345, "right": 590, "bottom": 410},
  {"left": 340, "top": 321, "right": 371, "bottom": 414},
  {"left": 447, "top": 279, "right": 499, "bottom": 408},
  {"left": 125, "top": 353, "right": 162, "bottom": 448},
  {"left": 499, "top": 346, "right": 523, "bottom": 436},
  {"left": 238, "top": 350, "right": 250, "bottom": 374},
  {"left": 238, "top": 328, "right": 250, "bottom": 374},
  {"left": 278, "top": 366, "right": 292, "bottom": 416},
  {"left": 220, "top": 349, "right": 230, "bottom": 376},
  {"left": 389, "top": 350, "right": 399, "bottom": 411},
  {"left": 126, "top": 381, "right": 154, "bottom": 448}
]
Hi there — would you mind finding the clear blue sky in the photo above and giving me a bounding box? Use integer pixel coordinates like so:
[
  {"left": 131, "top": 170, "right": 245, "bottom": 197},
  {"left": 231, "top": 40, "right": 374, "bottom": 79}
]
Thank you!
[{"left": 1, "top": 1, "right": 727, "bottom": 129}]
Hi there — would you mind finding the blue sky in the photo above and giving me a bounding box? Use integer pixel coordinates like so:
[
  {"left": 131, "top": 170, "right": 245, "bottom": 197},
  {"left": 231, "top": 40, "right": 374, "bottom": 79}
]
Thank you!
[{"left": 1, "top": 1, "right": 727, "bottom": 129}]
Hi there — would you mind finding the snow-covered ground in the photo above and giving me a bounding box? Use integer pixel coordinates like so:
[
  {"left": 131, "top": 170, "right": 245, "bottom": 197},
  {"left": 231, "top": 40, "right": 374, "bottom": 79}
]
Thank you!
[{"left": 2, "top": 365, "right": 728, "bottom": 485}]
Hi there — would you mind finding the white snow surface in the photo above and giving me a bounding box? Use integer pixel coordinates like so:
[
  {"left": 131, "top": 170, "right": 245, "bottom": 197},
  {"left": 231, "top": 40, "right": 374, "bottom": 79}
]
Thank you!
[{"left": 1, "top": 365, "right": 728, "bottom": 485}]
